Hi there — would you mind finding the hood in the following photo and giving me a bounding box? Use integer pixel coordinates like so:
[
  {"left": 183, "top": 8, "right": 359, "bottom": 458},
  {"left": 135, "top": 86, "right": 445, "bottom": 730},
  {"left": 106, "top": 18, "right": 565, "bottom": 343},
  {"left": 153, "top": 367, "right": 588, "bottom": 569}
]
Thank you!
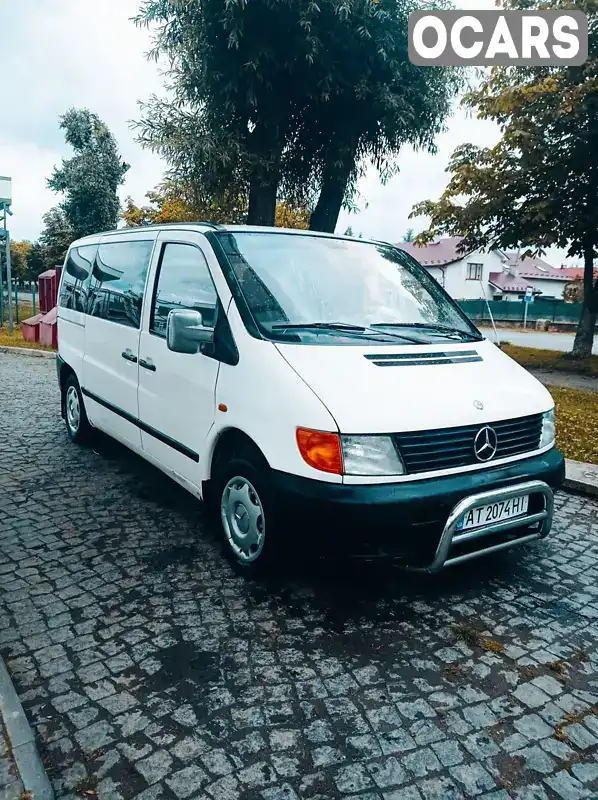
[{"left": 276, "top": 338, "right": 553, "bottom": 434}]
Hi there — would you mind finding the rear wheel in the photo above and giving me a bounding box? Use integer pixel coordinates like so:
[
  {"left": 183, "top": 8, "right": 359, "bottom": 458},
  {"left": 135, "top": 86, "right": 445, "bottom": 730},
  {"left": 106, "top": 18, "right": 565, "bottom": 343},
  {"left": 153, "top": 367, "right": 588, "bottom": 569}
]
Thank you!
[
  {"left": 63, "top": 374, "right": 92, "bottom": 444},
  {"left": 214, "top": 449, "right": 281, "bottom": 576}
]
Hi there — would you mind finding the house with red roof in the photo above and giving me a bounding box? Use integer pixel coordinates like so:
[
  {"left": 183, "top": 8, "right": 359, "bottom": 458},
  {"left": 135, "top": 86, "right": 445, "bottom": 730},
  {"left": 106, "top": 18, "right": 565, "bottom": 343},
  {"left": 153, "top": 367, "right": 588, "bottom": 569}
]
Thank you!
[{"left": 396, "top": 236, "right": 577, "bottom": 301}]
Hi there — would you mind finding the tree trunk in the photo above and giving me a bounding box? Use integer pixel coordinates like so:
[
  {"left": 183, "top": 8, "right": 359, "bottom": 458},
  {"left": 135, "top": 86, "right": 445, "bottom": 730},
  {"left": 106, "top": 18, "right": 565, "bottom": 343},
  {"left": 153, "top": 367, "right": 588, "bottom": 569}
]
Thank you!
[
  {"left": 246, "top": 122, "right": 282, "bottom": 227},
  {"left": 310, "top": 137, "right": 359, "bottom": 233},
  {"left": 247, "top": 178, "right": 278, "bottom": 226},
  {"left": 571, "top": 244, "right": 598, "bottom": 358}
]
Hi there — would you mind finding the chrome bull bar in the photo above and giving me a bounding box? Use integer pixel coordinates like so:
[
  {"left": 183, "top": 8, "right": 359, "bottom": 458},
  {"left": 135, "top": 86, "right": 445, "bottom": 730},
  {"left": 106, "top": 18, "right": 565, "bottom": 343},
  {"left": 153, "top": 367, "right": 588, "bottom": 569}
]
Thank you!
[{"left": 421, "top": 480, "right": 554, "bottom": 573}]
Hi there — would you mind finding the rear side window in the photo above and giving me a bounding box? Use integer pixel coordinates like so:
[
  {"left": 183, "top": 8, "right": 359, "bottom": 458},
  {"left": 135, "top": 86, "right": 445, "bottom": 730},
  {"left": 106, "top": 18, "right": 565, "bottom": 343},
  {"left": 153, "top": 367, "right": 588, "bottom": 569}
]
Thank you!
[
  {"left": 59, "top": 245, "right": 97, "bottom": 312},
  {"left": 88, "top": 240, "right": 154, "bottom": 329},
  {"left": 150, "top": 243, "right": 218, "bottom": 337}
]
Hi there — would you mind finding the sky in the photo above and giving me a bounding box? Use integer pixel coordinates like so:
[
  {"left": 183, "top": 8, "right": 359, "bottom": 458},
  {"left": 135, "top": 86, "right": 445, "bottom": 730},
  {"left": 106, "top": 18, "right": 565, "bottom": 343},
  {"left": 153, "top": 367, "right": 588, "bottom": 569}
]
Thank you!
[{"left": 0, "top": 0, "right": 575, "bottom": 266}]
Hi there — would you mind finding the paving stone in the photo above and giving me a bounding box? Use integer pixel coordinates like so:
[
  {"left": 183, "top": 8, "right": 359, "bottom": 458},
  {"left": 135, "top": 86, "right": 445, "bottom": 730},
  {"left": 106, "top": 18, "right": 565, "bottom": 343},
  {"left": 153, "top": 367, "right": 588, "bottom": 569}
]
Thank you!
[
  {"left": 512, "top": 684, "right": 552, "bottom": 709},
  {"left": 165, "top": 764, "right": 209, "bottom": 798},
  {"left": 545, "top": 770, "right": 592, "bottom": 799},
  {"left": 335, "top": 763, "right": 374, "bottom": 793},
  {"left": 462, "top": 730, "right": 500, "bottom": 759},
  {"left": 513, "top": 746, "right": 555, "bottom": 775},
  {"left": 402, "top": 748, "right": 441, "bottom": 779},
  {"left": 450, "top": 763, "right": 495, "bottom": 794},
  {"left": 368, "top": 757, "right": 407, "bottom": 789},
  {"left": 562, "top": 723, "right": 598, "bottom": 749},
  {"left": 430, "top": 740, "right": 463, "bottom": 767},
  {"left": 135, "top": 750, "right": 174, "bottom": 785},
  {"left": 513, "top": 714, "right": 554, "bottom": 740}
]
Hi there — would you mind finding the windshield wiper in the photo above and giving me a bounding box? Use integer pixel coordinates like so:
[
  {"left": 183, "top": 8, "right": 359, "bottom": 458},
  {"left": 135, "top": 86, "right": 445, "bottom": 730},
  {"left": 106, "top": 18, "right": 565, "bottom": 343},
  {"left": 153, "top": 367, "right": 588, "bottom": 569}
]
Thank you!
[
  {"left": 269, "top": 321, "right": 422, "bottom": 343},
  {"left": 370, "top": 322, "right": 481, "bottom": 341},
  {"left": 271, "top": 321, "right": 364, "bottom": 331}
]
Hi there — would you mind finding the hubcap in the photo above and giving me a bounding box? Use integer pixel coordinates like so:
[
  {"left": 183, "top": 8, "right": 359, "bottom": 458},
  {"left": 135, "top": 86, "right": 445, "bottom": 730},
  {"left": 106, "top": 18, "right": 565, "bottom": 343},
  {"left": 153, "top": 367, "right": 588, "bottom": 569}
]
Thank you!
[
  {"left": 221, "top": 476, "right": 265, "bottom": 563},
  {"left": 66, "top": 385, "right": 80, "bottom": 433}
]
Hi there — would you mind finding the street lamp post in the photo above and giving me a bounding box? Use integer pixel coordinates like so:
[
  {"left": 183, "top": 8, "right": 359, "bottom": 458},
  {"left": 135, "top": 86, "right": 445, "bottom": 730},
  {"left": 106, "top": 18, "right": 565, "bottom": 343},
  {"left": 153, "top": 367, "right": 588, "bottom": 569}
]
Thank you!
[
  {"left": 0, "top": 176, "right": 13, "bottom": 333},
  {"left": 1, "top": 202, "right": 14, "bottom": 333}
]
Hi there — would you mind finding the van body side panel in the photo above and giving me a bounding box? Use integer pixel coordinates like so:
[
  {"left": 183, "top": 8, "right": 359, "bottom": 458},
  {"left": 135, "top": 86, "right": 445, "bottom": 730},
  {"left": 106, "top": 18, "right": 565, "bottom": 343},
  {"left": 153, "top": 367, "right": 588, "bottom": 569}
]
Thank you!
[{"left": 205, "top": 303, "right": 341, "bottom": 485}]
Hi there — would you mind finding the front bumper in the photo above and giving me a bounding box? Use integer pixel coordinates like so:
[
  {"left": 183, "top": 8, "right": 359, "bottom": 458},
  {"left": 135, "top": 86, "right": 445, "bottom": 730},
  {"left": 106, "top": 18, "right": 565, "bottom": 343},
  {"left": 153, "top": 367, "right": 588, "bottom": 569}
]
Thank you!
[{"left": 271, "top": 447, "right": 565, "bottom": 571}]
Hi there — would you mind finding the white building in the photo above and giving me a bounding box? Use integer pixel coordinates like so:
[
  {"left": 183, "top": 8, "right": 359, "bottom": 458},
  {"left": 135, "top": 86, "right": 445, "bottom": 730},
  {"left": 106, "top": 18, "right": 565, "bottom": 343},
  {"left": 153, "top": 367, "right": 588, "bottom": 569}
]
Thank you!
[{"left": 396, "top": 237, "right": 574, "bottom": 301}]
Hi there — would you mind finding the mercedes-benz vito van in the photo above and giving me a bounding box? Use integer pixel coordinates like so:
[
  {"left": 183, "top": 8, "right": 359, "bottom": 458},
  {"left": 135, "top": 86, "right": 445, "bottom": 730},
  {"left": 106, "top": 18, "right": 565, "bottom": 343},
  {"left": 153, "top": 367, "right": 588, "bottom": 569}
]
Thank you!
[{"left": 56, "top": 224, "right": 564, "bottom": 575}]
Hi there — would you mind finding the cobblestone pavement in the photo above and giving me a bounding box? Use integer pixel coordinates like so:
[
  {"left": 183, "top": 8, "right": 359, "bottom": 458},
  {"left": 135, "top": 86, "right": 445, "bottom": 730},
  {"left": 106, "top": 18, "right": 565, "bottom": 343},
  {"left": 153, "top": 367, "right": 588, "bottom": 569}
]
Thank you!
[{"left": 1, "top": 351, "right": 598, "bottom": 800}]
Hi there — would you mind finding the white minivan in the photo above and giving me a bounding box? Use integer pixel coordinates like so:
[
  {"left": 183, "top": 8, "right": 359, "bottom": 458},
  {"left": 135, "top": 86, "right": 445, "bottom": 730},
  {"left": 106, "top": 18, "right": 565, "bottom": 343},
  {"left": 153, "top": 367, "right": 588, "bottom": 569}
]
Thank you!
[{"left": 57, "top": 224, "right": 564, "bottom": 575}]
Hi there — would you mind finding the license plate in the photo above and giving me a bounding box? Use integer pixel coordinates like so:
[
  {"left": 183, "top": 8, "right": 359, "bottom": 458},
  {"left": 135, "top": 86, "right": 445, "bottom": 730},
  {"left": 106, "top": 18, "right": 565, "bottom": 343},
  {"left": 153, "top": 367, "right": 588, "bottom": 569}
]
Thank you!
[{"left": 456, "top": 495, "right": 529, "bottom": 532}]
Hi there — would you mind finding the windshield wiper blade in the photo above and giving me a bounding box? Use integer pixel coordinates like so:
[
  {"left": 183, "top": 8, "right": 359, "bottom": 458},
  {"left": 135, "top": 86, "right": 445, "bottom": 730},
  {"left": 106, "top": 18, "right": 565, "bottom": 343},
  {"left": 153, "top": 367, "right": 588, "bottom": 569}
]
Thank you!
[
  {"left": 271, "top": 321, "right": 365, "bottom": 331},
  {"left": 370, "top": 322, "right": 481, "bottom": 341},
  {"left": 269, "top": 321, "right": 423, "bottom": 343}
]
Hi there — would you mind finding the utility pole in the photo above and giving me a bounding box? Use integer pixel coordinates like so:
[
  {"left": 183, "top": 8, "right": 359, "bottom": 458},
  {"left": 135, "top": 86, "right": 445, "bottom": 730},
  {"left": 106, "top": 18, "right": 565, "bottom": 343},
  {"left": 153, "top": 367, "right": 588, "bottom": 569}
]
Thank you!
[
  {"left": 0, "top": 178, "right": 13, "bottom": 333},
  {"left": 1, "top": 202, "right": 14, "bottom": 334}
]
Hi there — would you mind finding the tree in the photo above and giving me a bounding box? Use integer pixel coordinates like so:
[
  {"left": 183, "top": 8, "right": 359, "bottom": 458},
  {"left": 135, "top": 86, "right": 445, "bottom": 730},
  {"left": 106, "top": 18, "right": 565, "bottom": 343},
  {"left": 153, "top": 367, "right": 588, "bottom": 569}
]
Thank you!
[
  {"left": 1, "top": 240, "right": 32, "bottom": 284},
  {"left": 344, "top": 226, "right": 354, "bottom": 237},
  {"left": 26, "top": 243, "right": 47, "bottom": 281},
  {"left": 135, "top": 0, "right": 460, "bottom": 230},
  {"left": 48, "top": 108, "right": 129, "bottom": 239},
  {"left": 289, "top": 2, "right": 462, "bottom": 233},
  {"left": 39, "top": 207, "right": 74, "bottom": 268},
  {"left": 412, "top": 0, "right": 598, "bottom": 357},
  {"left": 122, "top": 180, "right": 308, "bottom": 229},
  {"left": 274, "top": 202, "right": 309, "bottom": 230},
  {"left": 403, "top": 228, "right": 416, "bottom": 243}
]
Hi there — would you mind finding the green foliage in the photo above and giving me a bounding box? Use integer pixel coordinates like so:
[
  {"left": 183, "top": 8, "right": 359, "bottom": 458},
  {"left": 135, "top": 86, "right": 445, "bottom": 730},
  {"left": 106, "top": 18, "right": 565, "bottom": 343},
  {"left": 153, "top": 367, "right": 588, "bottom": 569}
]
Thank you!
[
  {"left": 134, "top": 0, "right": 461, "bottom": 229},
  {"left": 403, "top": 228, "right": 416, "bottom": 242},
  {"left": 122, "top": 180, "right": 309, "bottom": 229},
  {"left": 26, "top": 242, "right": 48, "bottom": 280},
  {"left": 411, "top": 0, "right": 598, "bottom": 355},
  {"left": 0, "top": 240, "right": 32, "bottom": 282},
  {"left": 38, "top": 207, "right": 74, "bottom": 268},
  {"left": 48, "top": 108, "right": 129, "bottom": 239},
  {"left": 122, "top": 180, "right": 246, "bottom": 227}
]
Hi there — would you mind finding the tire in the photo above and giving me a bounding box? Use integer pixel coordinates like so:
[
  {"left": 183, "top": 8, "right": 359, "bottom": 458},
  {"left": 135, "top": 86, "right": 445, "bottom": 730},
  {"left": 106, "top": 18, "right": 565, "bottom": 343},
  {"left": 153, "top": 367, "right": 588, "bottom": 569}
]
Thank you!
[
  {"left": 63, "top": 374, "right": 92, "bottom": 444},
  {"left": 214, "top": 449, "right": 281, "bottom": 577}
]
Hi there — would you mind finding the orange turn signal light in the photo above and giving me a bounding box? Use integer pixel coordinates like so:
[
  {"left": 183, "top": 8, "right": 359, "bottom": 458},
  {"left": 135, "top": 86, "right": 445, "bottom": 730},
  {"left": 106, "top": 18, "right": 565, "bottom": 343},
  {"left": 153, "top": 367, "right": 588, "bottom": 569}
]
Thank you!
[{"left": 296, "top": 428, "right": 343, "bottom": 475}]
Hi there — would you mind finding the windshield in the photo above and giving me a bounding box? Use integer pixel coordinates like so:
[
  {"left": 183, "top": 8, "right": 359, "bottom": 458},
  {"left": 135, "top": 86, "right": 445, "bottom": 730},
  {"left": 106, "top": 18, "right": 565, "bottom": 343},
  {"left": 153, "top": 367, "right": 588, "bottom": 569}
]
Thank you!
[{"left": 216, "top": 231, "right": 481, "bottom": 344}]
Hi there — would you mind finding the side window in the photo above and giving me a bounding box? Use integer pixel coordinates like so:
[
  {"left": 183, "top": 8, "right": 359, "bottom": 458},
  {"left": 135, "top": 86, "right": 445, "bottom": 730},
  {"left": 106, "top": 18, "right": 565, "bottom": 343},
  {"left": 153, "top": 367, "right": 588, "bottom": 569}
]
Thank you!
[
  {"left": 59, "top": 245, "right": 97, "bottom": 312},
  {"left": 88, "top": 240, "right": 153, "bottom": 329},
  {"left": 150, "top": 243, "right": 218, "bottom": 338}
]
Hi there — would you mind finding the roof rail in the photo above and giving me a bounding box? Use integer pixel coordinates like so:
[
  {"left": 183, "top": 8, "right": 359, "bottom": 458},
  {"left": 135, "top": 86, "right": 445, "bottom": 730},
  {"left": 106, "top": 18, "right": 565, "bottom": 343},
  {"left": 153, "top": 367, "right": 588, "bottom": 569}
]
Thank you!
[{"left": 76, "top": 221, "right": 227, "bottom": 241}]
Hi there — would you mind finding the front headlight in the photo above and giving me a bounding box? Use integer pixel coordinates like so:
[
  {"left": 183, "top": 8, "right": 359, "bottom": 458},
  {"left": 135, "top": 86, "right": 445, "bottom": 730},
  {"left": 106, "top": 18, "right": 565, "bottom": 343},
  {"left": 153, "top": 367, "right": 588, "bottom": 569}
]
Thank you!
[
  {"left": 341, "top": 435, "right": 405, "bottom": 476},
  {"left": 540, "top": 409, "right": 555, "bottom": 448}
]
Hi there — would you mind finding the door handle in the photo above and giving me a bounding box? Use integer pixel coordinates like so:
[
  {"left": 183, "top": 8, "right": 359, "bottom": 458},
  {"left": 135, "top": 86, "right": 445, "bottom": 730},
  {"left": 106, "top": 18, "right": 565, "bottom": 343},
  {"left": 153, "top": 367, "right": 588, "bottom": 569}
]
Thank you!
[
  {"left": 122, "top": 350, "right": 137, "bottom": 363},
  {"left": 139, "top": 358, "right": 156, "bottom": 372}
]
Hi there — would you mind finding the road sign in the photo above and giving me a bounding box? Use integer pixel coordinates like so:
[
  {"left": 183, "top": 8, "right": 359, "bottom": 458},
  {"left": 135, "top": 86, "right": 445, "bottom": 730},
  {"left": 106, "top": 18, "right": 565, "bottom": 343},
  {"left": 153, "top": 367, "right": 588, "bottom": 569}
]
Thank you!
[{"left": 524, "top": 287, "right": 534, "bottom": 303}]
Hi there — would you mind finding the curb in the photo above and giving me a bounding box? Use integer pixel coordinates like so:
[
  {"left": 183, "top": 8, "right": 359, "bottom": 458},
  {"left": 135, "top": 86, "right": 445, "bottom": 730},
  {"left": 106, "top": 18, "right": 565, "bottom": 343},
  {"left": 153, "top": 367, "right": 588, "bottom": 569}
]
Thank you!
[
  {"left": 0, "top": 346, "right": 56, "bottom": 359},
  {"left": 564, "top": 459, "right": 598, "bottom": 498},
  {"left": 0, "top": 656, "right": 54, "bottom": 800}
]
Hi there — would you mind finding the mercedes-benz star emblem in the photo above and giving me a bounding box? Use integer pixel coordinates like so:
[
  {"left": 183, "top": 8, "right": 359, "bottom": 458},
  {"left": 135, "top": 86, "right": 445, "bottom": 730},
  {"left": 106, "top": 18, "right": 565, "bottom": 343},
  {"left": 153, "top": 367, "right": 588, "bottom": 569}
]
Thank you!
[
  {"left": 474, "top": 400, "right": 484, "bottom": 410},
  {"left": 473, "top": 426, "right": 498, "bottom": 462}
]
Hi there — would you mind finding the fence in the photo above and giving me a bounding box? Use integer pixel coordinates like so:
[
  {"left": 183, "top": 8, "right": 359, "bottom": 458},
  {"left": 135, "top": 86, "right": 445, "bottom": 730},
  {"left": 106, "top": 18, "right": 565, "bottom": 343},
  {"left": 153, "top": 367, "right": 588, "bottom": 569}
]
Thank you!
[
  {"left": 457, "top": 298, "right": 582, "bottom": 326},
  {"left": 0, "top": 280, "right": 38, "bottom": 326}
]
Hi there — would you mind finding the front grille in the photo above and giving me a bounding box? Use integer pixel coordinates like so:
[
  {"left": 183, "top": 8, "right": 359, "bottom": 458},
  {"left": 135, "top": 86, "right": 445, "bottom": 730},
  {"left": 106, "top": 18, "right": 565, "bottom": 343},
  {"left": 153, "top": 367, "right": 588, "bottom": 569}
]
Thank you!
[{"left": 395, "top": 414, "right": 543, "bottom": 474}]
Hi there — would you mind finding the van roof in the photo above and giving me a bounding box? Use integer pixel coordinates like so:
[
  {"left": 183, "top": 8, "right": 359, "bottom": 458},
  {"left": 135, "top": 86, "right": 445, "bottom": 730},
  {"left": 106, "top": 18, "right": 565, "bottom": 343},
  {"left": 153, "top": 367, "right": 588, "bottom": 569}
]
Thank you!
[{"left": 72, "top": 224, "right": 383, "bottom": 248}]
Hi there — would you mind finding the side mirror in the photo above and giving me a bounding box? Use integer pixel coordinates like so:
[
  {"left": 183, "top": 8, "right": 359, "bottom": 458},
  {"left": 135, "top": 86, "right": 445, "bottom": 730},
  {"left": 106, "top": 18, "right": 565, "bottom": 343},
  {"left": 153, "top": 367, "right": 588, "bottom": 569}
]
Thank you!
[{"left": 166, "top": 309, "right": 214, "bottom": 354}]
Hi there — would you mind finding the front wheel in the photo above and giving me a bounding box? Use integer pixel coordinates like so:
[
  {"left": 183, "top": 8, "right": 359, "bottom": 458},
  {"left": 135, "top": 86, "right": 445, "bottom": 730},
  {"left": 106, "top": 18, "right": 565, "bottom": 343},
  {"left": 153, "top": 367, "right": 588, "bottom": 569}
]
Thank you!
[
  {"left": 215, "top": 453, "right": 281, "bottom": 576},
  {"left": 63, "top": 375, "right": 92, "bottom": 444}
]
